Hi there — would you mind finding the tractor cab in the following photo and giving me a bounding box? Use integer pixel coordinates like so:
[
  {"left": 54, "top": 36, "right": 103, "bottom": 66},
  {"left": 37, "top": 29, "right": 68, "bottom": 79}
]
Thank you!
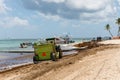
[
  {"left": 46, "top": 37, "right": 65, "bottom": 44},
  {"left": 33, "top": 38, "right": 62, "bottom": 64},
  {"left": 46, "top": 38, "right": 56, "bottom": 44}
]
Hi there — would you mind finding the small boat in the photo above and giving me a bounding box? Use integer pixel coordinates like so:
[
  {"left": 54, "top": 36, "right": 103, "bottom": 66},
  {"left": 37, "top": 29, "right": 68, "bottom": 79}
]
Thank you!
[
  {"left": 20, "top": 42, "right": 33, "bottom": 48},
  {"left": 46, "top": 35, "right": 75, "bottom": 44},
  {"left": 60, "top": 34, "right": 75, "bottom": 44}
]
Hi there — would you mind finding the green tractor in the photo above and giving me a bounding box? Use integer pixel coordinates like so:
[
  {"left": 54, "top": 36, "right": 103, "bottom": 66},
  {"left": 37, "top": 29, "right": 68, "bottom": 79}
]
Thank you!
[{"left": 33, "top": 38, "right": 63, "bottom": 64}]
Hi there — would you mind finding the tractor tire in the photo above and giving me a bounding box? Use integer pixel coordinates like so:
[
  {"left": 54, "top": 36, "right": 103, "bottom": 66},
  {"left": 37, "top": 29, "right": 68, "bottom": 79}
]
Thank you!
[
  {"left": 57, "top": 46, "right": 62, "bottom": 59},
  {"left": 33, "top": 56, "right": 39, "bottom": 64},
  {"left": 59, "top": 51, "right": 63, "bottom": 59},
  {"left": 51, "top": 53, "right": 56, "bottom": 61}
]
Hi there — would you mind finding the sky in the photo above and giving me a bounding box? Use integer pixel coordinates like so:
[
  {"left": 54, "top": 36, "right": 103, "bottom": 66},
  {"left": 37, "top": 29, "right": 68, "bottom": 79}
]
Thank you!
[{"left": 0, "top": 0, "right": 120, "bottom": 39}]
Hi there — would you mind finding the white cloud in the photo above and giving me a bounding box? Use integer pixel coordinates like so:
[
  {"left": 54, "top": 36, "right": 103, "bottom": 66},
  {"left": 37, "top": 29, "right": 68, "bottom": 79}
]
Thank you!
[
  {"left": 80, "top": 1, "right": 117, "bottom": 22},
  {"left": 0, "top": 0, "right": 11, "bottom": 14},
  {"left": 37, "top": 12, "right": 61, "bottom": 21},
  {"left": 21, "top": 0, "right": 117, "bottom": 22},
  {"left": 42, "top": 0, "right": 65, "bottom": 3},
  {"left": 66, "top": 0, "right": 106, "bottom": 10},
  {"left": 0, "top": 17, "right": 29, "bottom": 27},
  {"left": 118, "top": 0, "right": 120, "bottom": 5}
]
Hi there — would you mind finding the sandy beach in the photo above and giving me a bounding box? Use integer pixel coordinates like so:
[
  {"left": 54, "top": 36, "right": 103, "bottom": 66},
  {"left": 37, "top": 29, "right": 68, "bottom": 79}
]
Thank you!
[
  {"left": 0, "top": 40, "right": 120, "bottom": 80},
  {"left": 1, "top": 0, "right": 120, "bottom": 80}
]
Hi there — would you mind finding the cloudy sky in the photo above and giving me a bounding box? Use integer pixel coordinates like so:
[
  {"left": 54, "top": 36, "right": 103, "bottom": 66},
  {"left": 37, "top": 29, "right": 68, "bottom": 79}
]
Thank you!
[{"left": 0, "top": 0, "right": 120, "bottom": 39}]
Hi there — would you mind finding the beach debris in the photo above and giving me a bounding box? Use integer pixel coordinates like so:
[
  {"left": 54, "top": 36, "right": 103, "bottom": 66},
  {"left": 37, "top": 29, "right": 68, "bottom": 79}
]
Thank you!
[{"left": 74, "top": 40, "right": 99, "bottom": 49}]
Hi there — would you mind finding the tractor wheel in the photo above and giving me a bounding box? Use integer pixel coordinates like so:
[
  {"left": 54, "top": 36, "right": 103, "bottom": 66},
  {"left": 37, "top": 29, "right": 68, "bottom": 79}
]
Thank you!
[
  {"left": 33, "top": 56, "right": 38, "bottom": 64},
  {"left": 51, "top": 53, "right": 56, "bottom": 61},
  {"left": 57, "top": 46, "right": 62, "bottom": 59},
  {"left": 59, "top": 51, "right": 63, "bottom": 59}
]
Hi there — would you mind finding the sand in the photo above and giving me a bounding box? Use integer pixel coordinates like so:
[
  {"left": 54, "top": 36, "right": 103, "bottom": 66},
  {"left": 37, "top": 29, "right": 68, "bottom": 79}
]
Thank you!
[
  {"left": 0, "top": 40, "right": 120, "bottom": 80},
  {"left": 99, "top": 39, "right": 120, "bottom": 44}
]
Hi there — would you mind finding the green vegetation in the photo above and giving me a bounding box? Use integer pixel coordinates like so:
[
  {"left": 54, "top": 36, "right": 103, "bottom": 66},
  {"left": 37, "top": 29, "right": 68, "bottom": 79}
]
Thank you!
[
  {"left": 115, "top": 18, "right": 120, "bottom": 36},
  {"left": 105, "top": 17, "right": 120, "bottom": 37},
  {"left": 105, "top": 24, "right": 113, "bottom": 37}
]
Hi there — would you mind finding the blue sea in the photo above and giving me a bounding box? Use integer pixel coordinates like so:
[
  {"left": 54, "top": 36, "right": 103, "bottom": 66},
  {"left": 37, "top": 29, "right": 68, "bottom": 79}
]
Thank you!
[
  {"left": 0, "top": 38, "right": 92, "bottom": 50},
  {"left": 0, "top": 39, "right": 36, "bottom": 50},
  {"left": 0, "top": 38, "right": 92, "bottom": 71}
]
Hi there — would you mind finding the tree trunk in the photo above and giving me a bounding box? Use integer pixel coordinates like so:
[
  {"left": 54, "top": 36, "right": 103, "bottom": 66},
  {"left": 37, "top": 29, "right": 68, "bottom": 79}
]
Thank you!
[
  {"left": 117, "top": 26, "right": 120, "bottom": 36},
  {"left": 109, "top": 30, "right": 113, "bottom": 37}
]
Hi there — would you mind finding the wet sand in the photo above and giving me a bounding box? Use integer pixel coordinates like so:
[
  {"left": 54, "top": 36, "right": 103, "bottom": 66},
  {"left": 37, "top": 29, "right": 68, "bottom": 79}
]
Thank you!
[{"left": 0, "top": 40, "right": 120, "bottom": 80}]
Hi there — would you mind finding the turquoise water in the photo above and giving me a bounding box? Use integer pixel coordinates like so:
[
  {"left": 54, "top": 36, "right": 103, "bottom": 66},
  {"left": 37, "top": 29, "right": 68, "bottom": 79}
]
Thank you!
[
  {"left": 0, "top": 38, "right": 91, "bottom": 71},
  {"left": 0, "top": 39, "right": 36, "bottom": 71},
  {"left": 73, "top": 38, "right": 92, "bottom": 42},
  {"left": 0, "top": 39, "right": 37, "bottom": 50},
  {"left": 0, "top": 38, "right": 92, "bottom": 50}
]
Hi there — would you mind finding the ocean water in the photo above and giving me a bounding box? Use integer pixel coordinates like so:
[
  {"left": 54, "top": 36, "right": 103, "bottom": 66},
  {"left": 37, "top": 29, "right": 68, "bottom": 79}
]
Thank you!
[
  {"left": 0, "top": 39, "right": 37, "bottom": 50},
  {"left": 0, "top": 38, "right": 91, "bottom": 71},
  {"left": 0, "top": 38, "right": 92, "bottom": 50},
  {"left": 0, "top": 39, "right": 36, "bottom": 71},
  {"left": 0, "top": 38, "right": 90, "bottom": 50},
  {"left": 73, "top": 38, "right": 92, "bottom": 43},
  {"left": 0, "top": 38, "right": 90, "bottom": 61}
]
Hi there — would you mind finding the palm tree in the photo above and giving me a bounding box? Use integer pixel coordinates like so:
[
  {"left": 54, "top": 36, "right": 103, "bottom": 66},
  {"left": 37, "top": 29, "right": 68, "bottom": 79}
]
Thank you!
[
  {"left": 105, "top": 24, "right": 113, "bottom": 37},
  {"left": 115, "top": 18, "right": 120, "bottom": 36}
]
